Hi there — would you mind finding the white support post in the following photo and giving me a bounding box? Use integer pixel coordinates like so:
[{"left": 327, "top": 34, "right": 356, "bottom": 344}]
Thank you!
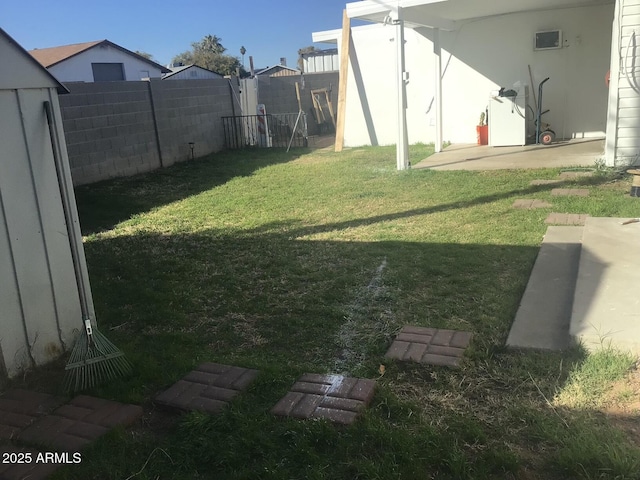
[
  {"left": 395, "top": 7, "right": 409, "bottom": 170},
  {"left": 605, "top": 0, "right": 621, "bottom": 166},
  {"left": 433, "top": 27, "right": 443, "bottom": 153}
]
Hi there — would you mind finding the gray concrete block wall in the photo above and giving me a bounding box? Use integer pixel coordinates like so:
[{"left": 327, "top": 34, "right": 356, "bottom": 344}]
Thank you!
[
  {"left": 56, "top": 74, "right": 335, "bottom": 186},
  {"left": 148, "top": 78, "right": 235, "bottom": 167},
  {"left": 59, "top": 79, "right": 235, "bottom": 185},
  {"left": 60, "top": 82, "right": 160, "bottom": 185}
]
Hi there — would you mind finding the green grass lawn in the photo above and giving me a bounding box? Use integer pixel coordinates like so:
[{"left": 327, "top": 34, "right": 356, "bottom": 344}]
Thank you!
[{"left": 20, "top": 145, "right": 640, "bottom": 478}]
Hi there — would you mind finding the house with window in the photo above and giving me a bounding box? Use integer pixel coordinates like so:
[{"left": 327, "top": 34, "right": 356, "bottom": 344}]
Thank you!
[
  {"left": 315, "top": 0, "right": 638, "bottom": 169},
  {"left": 29, "top": 39, "right": 170, "bottom": 82},
  {"left": 162, "top": 64, "right": 223, "bottom": 80},
  {"left": 255, "top": 64, "right": 300, "bottom": 77}
]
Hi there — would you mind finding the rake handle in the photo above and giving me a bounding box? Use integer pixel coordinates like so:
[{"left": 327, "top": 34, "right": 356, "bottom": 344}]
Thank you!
[{"left": 44, "top": 101, "right": 93, "bottom": 328}]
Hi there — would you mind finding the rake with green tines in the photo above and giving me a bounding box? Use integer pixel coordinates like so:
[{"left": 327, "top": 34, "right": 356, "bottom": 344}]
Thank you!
[
  {"left": 45, "top": 101, "right": 132, "bottom": 392},
  {"left": 63, "top": 319, "right": 132, "bottom": 392}
]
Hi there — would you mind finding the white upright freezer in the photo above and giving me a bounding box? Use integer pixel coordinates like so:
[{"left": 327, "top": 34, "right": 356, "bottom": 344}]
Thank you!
[{"left": 489, "top": 87, "right": 529, "bottom": 146}]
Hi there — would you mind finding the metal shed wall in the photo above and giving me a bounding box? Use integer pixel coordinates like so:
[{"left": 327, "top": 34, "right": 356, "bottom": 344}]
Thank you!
[
  {"left": 1, "top": 30, "right": 90, "bottom": 378},
  {"left": 0, "top": 88, "right": 87, "bottom": 377}
]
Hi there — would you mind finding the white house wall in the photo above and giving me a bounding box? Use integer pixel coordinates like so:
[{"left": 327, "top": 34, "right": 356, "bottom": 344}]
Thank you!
[
  {"left": 606, "top": 0, "right": 640, "bottom": 166},
  {"left": 47, "top": 44, "right": 164, "bottom": 82},
  {"left": 336, "top": 4, "right": 613, "bottom": 147}
]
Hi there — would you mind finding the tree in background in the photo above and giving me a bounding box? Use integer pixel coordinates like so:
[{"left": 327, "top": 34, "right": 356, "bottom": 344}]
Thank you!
[
  {"left": 172, "top": 35, "right": 243, "bottom": 76},
  {"left": 297, "top": 46, "right": 315, "bottom": 72},
  {"left": 240, "top": 46, "right": 246, "bottom": 68},
  {"left": 135, "top": 51, "right": 154, "bottom": 61}
]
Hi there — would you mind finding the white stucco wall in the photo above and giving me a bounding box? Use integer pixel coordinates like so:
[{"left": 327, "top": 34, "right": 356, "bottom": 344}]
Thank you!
[
  {"left": 322, "top": 3, "right": 613, "bottom": 147},
  {"left": 47, "top": 44, "right": 164, "bottom": 82}
]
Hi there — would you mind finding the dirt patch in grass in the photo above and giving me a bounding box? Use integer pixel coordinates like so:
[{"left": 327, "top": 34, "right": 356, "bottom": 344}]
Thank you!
[{"left": 600, "top": 367, "right": 640, "bottom": 447}]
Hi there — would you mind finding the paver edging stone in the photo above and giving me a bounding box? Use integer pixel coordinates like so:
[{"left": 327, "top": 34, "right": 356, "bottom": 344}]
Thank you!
[
  {"left": 154, "top": 363, "right": 259, "bottom": 414},
  {"left": 271, "top": 374, "right": 376, "bottom": 425},
  {"left": 17, "top": 395, "right": 143, "bottom": 452},
  {"left": 385, "top": 326, "right": 473, "bottom": 367}
]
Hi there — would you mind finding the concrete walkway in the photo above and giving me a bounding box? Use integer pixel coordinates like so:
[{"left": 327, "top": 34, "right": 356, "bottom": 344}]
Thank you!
[
  {"left": 508, "top": 218, "right": 640, "bottom": 354},
  {"left": 506, "top": 226, "right": 583, "bottom": 350},
  {"left": 414, "top": 138, "right": 603, "bottom": 171},
  {"left": 571, "top": 218, "right": 640, "bottom": 353}
]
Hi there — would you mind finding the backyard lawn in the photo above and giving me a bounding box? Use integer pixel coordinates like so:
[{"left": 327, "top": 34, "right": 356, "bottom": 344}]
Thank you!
[{"left": 20, "top": 144, "right": 640, "bottom": 478}]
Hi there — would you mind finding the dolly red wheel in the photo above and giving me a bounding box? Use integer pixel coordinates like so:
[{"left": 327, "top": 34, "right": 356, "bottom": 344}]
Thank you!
[{"left": 539, "top": 131, "right": 555, "bottom": 145}]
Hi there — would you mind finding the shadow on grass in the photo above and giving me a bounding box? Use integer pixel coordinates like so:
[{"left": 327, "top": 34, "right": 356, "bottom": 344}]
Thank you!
[
  {"left": 79, "top": 226, "right": 540, "bottom": 385},
  {"left": 73, "top": 228, "right": 538, "bottom": 477},
  {"left": 74, "top": 147, "right": 307, "bottom": 235},
  {"left": 12, "top": 218, "right": 639, "bottom": 479},
  {"left": 65, "top": 226, "right": 638, "bottom": 479}
]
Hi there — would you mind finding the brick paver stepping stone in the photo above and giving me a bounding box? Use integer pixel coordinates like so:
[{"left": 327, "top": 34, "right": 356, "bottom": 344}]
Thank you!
[
  {"left": 18, "top": 395, "right": 143, "bottom": 452},
  {"left": 0, "top": 445, "right": 61, "bottom": 480},
  {"left": 512, "top": 199, "right": 553, "bottom": 209},
  {"left": 559, "top": 171, "right": 594, "bottom": 179},
  {"left": 0, "top": 389, "right": 66, "bottom": 440},
  {"left": 551, "top": 188, "right": 590, "bottom": 197},
  {"left": 271, "top": 374, "right": 376, "bottom": 425},
  {"left": 155, "top": 363, "right": 259, "bottom": 414},
  {"left": 545, "top": 213, "right": 589, "bottom": 225},
  {"left": 385, "top": 326, "right": 472, "bottom": 367},
  {"left": 530, "top": 179, "right": 563, "bottom": 186}
]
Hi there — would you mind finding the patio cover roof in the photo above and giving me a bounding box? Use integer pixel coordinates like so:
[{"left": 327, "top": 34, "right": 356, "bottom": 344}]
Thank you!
[
  {"left": 346, "top": 0, "right": 614, "bottom": 31},
  {"left": 325, "top": 0, "right": 613, "bottom": 169}
]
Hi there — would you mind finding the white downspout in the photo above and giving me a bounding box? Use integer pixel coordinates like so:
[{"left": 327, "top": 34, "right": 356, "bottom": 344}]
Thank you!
[
  {"left": 394, "top": 7, "right": 409, "bottom": 170},
  {"left": 433, "top": 27, "right": 443, "bottom": 153}
]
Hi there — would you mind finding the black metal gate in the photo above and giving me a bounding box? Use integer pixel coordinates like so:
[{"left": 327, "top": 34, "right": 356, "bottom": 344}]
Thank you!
[{"left": 222, "top": 113, "right": 308, "bottom": 149}]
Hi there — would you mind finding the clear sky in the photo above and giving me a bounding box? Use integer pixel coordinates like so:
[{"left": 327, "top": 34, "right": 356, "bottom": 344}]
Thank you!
[{"left": 2, "top": 0, "right": 358, "bottom": 69}]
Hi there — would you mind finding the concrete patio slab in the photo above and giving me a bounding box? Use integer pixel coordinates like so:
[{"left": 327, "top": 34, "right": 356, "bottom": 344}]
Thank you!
[
  {"left": 545, "top": 213, "right": 590, "bottom": 225},
  {"left": 385, "top": 326, "right": 472, "bottom": 367},
  {"left": 507, "top": 226, "right": 583, "bottom": 350},
  {"left": 155, "top": 363, "right": 259, "bottom": 414},
  {"left": 271, "top": 374, "right": 375, "bottom": 425},
  {"left": 571, "top": 218, "right": 640, "bottom": 353},
  {"left": 413, "top": 138, "right": 603, "bottom": 171}
]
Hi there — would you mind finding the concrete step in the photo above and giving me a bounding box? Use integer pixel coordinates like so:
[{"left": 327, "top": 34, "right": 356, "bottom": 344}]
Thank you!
[
  {"left": 506, "top": 226, "right": 584, "bottom": 350},
  {"left": 570, "top": 218, "right": 640, "bottom": 354}
]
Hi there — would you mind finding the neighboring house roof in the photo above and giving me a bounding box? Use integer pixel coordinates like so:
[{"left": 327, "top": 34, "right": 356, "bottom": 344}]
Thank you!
[
  {"left": 29, "top": 39, "right": 171, "bottom": 73},
  {"left": 255, "top": 64, "right": 300, "bottom": 76},
  {"left": 0, "top": 28, "right": 67, "bottom": 93},
  {"left": 162, "top": 64, "right": 222, "bottom": 79}
]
